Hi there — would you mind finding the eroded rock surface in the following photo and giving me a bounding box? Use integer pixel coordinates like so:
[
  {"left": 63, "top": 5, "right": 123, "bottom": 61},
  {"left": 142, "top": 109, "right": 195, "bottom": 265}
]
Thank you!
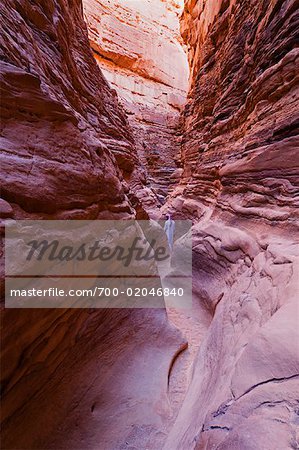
[
  {"left": 83, "top": 0, "right": 189, "bottom": 214},
  {"left": 1, "top": 0, "right": 298, "bottom": 449},
  {"left": 0, "top": 1, "right": 185, "bottom": 449},
  {"left": 164, "top": 1, "right": 299, "bottom": 448},
  {"left": 0, "top": 0, "right": 139, "bottom": 220}
]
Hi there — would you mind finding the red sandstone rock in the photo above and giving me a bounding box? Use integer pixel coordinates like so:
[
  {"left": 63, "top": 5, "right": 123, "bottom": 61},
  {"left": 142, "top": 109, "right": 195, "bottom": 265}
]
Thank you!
[
  {"left": 1, "top": 0, "right": 298, "bottom": 448},
  {"left": 0, "top": 0, "right": 138, "bottom": 219},
  {"left": 83, "top": 0, "right": 189, "bottom": 213},
  {"left": 0, "top": 1, "right": 186, "bottom": 449},
  {"left": 0, "top": 199, "right": 13, "bottom": 218},
  {"left": 164, "top": 0, "right": 299, "bottom": 448}
]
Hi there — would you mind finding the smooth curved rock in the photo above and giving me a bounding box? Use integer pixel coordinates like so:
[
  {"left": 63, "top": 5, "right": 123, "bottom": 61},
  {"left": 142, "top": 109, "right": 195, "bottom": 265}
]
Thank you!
[
  {"left": 1, "top": 0, "right": 298, "bottom": 449},
  {"left": 0, "top": 1, "right": 185, "bottom": 449},
  {"left": 164, "top": 1, "right": 299, "bottom": 448}
]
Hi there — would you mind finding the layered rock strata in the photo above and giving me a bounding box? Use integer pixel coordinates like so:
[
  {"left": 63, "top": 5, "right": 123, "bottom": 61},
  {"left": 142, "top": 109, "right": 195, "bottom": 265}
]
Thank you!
[
  {"left": 164, "top": 0, "right": 299, "bottom": 448},
  {"left": 1, "top": 0, "right": 298, "bottom": 449},
  {"left": 0, "top": 0, "right": 137, "bottom": 220},
  {"left": 83, "top": 0, "right": 189, "bottom": 213},
  {"left": 0, "top": 1, "right": 185, "bottom": 449}
]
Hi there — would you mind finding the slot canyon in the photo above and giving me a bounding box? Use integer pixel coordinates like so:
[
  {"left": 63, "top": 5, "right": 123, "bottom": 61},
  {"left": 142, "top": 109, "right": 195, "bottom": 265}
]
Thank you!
[{"left": 0, "top": 0, "right": 298, "bottom": 449}]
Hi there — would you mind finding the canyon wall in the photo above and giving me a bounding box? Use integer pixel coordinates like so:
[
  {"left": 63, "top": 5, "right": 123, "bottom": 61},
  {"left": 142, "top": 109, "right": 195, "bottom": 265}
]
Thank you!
[
  {"left": 164, "top": 0, "right": 299, "bottom": 448},
  {"left": 0, "top": 1, "right": 185, "bottom": 448},
  {"left": 1, "top": 0, "right": 298, "bottom": 449},
  {"left": 83, "top": 0, "right": 189, "bottom": 213},
  {"left": 0, "top": 0, "right": 139, "bottom": 221}
]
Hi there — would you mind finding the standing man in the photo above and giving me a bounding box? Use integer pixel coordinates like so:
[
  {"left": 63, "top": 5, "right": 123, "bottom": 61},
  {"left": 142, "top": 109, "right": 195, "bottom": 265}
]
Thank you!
[{"left": 164, "top": 214, "right": 175, "bottom": 252}]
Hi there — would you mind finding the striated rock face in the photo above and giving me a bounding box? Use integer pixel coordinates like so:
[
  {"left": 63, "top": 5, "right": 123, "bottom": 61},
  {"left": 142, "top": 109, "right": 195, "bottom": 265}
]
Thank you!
[
  {"left": 1, "top": 0, "right": 299, "bottom": 449},
  {"left": 0, "top": 0, "right": 138, "bottom": 220},
  {"left": 169, "top": 0, "right": 299, "bottom": 223},
  {"left": 83, "top": 0, "right": 189, "bottom": 213},
  {"left": 164, "top": 0, "right": 299, "bottom": 448},
  {"left": 0, "top": 1, "right": 185, "bottom": 449}
]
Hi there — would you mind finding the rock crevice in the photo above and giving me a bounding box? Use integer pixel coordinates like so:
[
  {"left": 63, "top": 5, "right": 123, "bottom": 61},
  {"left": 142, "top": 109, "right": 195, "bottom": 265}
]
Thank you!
[
  {"left": 83, "top": 0, "right": 189, "bottom": 214},
  {"left": 0, "top": 0, "right": 298, "bottom": 449}
]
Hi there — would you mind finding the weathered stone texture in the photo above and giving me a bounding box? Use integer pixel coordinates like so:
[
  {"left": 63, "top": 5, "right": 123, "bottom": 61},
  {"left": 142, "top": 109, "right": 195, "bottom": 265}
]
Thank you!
[
  {"left": 0, "top": 2, "right": 184, "bottom": 449},
  {"left": 0, "top": 0, "right": 138, "bottom": 220},
  {"left": 164, "top": 1, "right": 299, "bottom": 448},
  {"left": 83, "top": 0, "right": 189, "bottom": 213}
]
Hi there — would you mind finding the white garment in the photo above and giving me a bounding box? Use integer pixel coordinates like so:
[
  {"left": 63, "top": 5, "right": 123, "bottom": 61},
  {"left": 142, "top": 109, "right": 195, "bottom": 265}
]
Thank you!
[{"left": 164, "top": 219, "right": 175, "bottom": 249}]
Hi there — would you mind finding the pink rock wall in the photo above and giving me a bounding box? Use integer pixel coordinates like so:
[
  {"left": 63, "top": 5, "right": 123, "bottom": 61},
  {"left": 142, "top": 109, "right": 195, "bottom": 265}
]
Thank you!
[
  {"left": 0, "top": 0, "right": 137, "bottom": 220},
  {"left": 164, "top": 0, "right": 299, "bottom": 448},
  {"left": 83, "top": 0, "right": 189, "bottom": 212},
  {"left": 1, "top": 0, "right": 298, "bottom": 449},
  {"left": 0, "top": 1, "right": 185, "bottom": 448}
]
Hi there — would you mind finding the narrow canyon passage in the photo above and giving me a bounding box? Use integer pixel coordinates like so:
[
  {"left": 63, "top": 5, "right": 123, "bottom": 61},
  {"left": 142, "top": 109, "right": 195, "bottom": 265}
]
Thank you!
[
  {"left": 83, "top": 0, "right": 189, "bottom": 215},
  {"left": 1, "top": 1, "right": 298, "bottom": 450},
  {"left": 82, "top": 1, "right": 208, "bottom": 435}
]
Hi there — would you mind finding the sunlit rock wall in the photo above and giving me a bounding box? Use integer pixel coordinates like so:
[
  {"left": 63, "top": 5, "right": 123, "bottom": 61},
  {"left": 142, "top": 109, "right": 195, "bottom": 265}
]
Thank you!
[{"left": 84, "top": 0, "right": 189, "bottom": 213}]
